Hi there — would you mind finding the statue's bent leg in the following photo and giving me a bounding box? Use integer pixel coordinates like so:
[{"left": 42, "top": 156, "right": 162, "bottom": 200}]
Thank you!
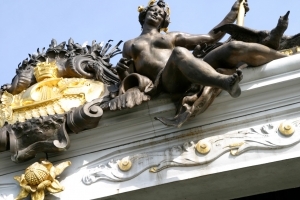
[
  {"left": 161, "top": 47, "right": 242, "bottom": 98},
  {"left": 204, "top": 41, "right": 287, "bottom": 69}
]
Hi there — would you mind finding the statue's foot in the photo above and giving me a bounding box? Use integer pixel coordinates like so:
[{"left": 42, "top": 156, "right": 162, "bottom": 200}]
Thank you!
[{"left": 227, "top": 69, "right": 243, "bottom": 98}]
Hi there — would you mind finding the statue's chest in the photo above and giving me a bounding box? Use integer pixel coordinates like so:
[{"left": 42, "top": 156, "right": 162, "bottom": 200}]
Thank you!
[
  {"left": 151, "top": 35, "right": 173, "bottom": 49},
  {"left": 132, "top": 35, "right": 173, "bottom": 54}
]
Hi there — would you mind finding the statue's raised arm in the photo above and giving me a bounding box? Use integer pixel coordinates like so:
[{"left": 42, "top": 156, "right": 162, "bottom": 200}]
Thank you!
[
  {"left": 207, "top": 0, "right": 249, "bottom": 42},
  {"left": 174, "top": 0, "right": 249, "bottom": 50}
]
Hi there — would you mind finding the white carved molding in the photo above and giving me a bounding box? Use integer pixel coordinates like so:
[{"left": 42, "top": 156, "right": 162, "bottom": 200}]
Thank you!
[
  {"left": 0, "top": 55, "right": 299, "bottom": 199},
  {"left": 82, "top": 118, "right": 300, "bottom": 184}
]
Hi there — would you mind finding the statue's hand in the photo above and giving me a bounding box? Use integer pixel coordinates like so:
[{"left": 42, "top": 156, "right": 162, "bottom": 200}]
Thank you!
[
  {"left": 116, "top": 57, "right": 130, "bottom": 72},
  {"left": 101, "top": 87, "right": 150, "bottom": 111},
  {"left": 116, "top": 57, "right": 133, "bottom": 80},
  {"left": 231, "top": 0, "right": 249, "bottom": 14}
]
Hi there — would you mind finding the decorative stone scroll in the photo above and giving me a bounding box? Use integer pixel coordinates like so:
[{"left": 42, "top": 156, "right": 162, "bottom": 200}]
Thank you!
[
  {"left": 82, "top": 118, "right": 300, "bottom": 185},
  {"left": 0, "top": 38, "right": 118, "bottom": 162}
]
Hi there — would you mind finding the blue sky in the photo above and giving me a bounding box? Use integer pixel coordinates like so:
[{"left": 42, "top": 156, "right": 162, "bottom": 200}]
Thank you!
[{"left": 1, "top": 0, "right": 300, "bottom": 85}]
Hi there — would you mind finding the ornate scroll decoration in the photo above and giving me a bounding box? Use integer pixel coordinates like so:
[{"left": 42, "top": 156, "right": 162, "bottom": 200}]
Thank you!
[
  {"left": 14, "top": 160, "right": 71, "bottom": 200},
  {"left": 66, "top": 98, "right": 104, "bottom": 133},
  {"left": 9, "top": 114, "right": 69, "bottom": 162},
  {"left": 82, "top": 118, "right": 300, "bottom": 185},
  {"left": 0, "top": 38, "right": 122, "bottom": 125},
  {"left": 5, "top": 97, "right": 104, "bottom": 163},
  {"left": 0, "top": 38, "right": 121, "bottom": 162}
]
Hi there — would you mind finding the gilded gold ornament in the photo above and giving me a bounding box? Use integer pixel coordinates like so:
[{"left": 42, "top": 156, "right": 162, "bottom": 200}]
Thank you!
[
  {"left": 14, "top": 160, "right": 71, "bottom": 200},
  {"left": 138, "top": 6, "right": 144, "bottom": 12},
  {"left": 229, "top": 141, "right": 245, "bottom": 156},
  {"left": 0, "top": 61, "right": 106, "bottom": 127},
  {"left": 24, "top": 163, "right": 49, "bottom": 186},
  {"left": 149, "top": 167, "right": 157, "bottom": 173},
  {"left": 281, "top": 49, "right": 293, "bottom": 55},
  {"left": 160, "top": 27, "right": 168, "bottom": 33},
  {"left": 196, "top": 140, "right": 211, "bottom": 154},
  {"left": 229, "top": 141, "right": 245, "bottom": 148},
  {"left": 138, "top": 0, "right": 171, "bottom": 18},
  {"left": 279, "top": 121, "right": 295, "bottom": 136},
  {"left": 279, "top": 46, "right": 300, "bottom": 56},
  {"left": 148, "top": 0, "right": 156, "bottom": 6},
  {"left": 237, "top": 0, "right": 246, "bottom": 26},
  {"left": 34, "top": 61, "right": 58, "bottom": 82},
  {"left": 165, "top": 5, "right": 170, "bottom": 16},
  {"left": 118, "top": 157, "right": 132, "bottom": 171}
]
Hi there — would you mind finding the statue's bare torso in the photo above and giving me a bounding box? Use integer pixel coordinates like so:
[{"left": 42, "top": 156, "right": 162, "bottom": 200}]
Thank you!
[
  {"left": 117, "top": 2, "right": 285, "bottom": 96},
  {"left": 124, "top": 32, "right": 176, "bottom": 82}
]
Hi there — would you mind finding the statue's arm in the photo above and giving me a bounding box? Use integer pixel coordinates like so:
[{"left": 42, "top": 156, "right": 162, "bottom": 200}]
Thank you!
[
  {"left": 174, "top": 32, "right": 214, "bottom": 50},
  {"left": 116, "top": 41, "right": 132, "bottom": 81},
  {"left": 207, "top": 0, "right": 248, "bottom": 42},
  {"left": 174, "top": 0, "right": 248, "bottom": 50}
]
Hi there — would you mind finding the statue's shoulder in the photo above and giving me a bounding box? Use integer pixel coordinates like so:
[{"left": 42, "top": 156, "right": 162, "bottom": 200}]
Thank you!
[
  {"left": 165, "top": 31, "right": 182, "bottom": 37},
  {"left": 123, "top": 39, "right": 134, "bottom": 47},
  {"left": 122, "top": 39, "right": 137, "bottom": 57}
]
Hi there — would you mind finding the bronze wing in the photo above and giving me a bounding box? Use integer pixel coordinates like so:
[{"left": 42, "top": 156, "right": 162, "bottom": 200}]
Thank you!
[{"left": 213, "top": 24, "right": 269, "bottom": 44}]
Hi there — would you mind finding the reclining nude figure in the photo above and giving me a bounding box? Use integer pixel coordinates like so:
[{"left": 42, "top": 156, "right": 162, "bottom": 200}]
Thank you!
[{"left": 113, "top": 0, "right": 287, "bottom": 126}]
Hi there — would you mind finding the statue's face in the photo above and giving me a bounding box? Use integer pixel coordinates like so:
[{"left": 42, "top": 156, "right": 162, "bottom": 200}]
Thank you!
[{"left": 145, "top": 5, "right": 165, "bottom": 27}]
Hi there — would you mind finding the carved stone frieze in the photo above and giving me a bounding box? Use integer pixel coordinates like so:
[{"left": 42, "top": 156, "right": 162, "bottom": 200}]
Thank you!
[{"left": 82, "top": 118, "right": 300, "bottom": 185}]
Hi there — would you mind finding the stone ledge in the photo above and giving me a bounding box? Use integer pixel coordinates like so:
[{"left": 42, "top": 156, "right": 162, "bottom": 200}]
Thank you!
[{"left": 0, "top": 55, "right": 300, "bottom": 199}]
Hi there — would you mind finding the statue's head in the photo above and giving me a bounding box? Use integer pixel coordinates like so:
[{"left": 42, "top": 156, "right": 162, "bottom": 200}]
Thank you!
[{"left": 138, "top": 0, "right": 170, "bottom": 32}]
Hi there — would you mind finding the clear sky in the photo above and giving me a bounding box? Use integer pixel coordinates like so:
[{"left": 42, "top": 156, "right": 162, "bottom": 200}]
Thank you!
[{"left": 1, "top": 0, "right": 300, "bottom": 85}]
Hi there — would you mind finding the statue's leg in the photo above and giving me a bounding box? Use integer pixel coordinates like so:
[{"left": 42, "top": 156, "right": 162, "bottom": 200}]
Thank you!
[
  {"left": 161, "top": 47, "right": 242, "bottom": 98},
  {"left": 203, "top": 41, "right": 287, "bottom": 69}
]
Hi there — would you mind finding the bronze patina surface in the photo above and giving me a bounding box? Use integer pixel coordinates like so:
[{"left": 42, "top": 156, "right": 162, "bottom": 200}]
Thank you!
[{"left": 1, "top": 0, "right": 300, "bottom": 163}]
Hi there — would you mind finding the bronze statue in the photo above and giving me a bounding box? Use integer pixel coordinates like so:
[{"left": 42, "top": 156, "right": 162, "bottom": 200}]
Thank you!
[
  {"left": 111, "top": 0, "right": 287, "bottom": 127},
  {"left": 1, "top": 0, "right": 300, "bottom": 163}
]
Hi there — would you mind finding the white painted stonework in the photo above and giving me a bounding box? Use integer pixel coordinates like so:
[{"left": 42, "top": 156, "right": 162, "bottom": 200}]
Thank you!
[{"left": 0, "top": 55, "right": 300, "bottom": 200}]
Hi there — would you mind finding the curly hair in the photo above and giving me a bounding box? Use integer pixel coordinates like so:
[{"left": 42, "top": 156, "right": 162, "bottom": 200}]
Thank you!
[{"left": 138, "top": 3, "right": 170, "bottom": 31}]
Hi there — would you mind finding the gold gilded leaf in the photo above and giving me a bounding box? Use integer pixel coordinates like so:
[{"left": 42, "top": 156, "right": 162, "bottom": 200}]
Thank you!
[
  {"left": 54, "top": 161, "right": 71, "bottom": 176},
  {"left": 31, "top": 190, "right": 45, "bottom": 200},
  {"left": 14, "top": 175, "right": 22, "bottom": 183},
  {"left": 37, "top": 180, "right": 51, "bottom": 191},
  {"left": 47, "top": 179, "right": 64, "bottom": 193},
  {"left": 14, "top": 188, "right": 29, "bottom": 200}
]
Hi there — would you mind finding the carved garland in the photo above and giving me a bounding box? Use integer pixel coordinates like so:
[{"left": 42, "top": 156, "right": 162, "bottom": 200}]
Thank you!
[{"left": 82, "top": 118, "right": 300, "bottom": 185}]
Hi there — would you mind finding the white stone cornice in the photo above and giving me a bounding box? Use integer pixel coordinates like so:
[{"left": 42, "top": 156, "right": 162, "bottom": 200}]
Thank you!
[{"left": 0, "top": 55, "right": 300, "bottom": 199}]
